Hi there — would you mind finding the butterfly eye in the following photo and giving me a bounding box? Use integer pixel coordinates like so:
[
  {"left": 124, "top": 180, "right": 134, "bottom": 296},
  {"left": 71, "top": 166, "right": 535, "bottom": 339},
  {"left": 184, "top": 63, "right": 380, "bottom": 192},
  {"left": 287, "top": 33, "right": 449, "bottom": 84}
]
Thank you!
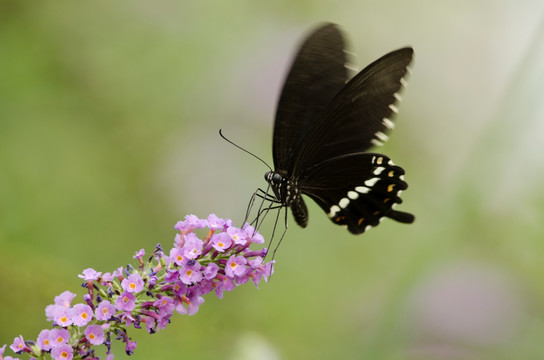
[{"left": 272, "top": 173, "right": 283, "bottom": 185}]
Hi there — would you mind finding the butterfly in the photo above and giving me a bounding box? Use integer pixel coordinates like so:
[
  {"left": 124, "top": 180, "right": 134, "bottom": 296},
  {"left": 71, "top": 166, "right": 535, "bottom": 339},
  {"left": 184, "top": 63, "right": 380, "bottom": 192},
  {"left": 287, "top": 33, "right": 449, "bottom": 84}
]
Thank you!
[{"left": 263, "top": 23, "right": 415, "bottom": 234}]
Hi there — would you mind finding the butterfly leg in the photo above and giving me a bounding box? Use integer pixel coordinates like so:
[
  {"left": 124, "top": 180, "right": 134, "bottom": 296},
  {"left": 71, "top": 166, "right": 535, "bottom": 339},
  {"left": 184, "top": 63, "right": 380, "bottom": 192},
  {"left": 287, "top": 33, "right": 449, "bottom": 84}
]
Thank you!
[
  {"left": 244, "top": 187, "right": 276, "bottom": 225},
  {"left": 271, "top": 206, "right": 289, "bottom": 260},
  {"left": 253, "top": 200, "right": 283, "bottom": 233},
  {"left": 243, "top": 190, "right": 259, "bottom": 225},
  {"left": 246, "top": 183, "right": 282, "bottom": 229}
]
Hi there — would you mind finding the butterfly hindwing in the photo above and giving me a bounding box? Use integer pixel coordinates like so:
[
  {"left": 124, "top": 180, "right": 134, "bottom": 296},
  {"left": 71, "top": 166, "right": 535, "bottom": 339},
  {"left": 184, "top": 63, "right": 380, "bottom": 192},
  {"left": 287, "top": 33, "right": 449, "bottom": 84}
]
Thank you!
[{"left": 300, "top": 153, "right": 414, "bottom": 234}]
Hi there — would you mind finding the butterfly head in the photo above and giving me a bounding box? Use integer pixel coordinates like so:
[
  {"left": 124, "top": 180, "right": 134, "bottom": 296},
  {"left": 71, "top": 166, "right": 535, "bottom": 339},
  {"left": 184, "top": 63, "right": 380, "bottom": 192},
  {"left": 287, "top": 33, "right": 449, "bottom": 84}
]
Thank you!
[
  {"left": 265, "top": 171, "right": 299, "bottom": 205},
  {"left": 264, "top": 171, "right": 283, "bottom": 185},
  {"left": 265, "top": 171, "right": 285, "bottom": 203}
]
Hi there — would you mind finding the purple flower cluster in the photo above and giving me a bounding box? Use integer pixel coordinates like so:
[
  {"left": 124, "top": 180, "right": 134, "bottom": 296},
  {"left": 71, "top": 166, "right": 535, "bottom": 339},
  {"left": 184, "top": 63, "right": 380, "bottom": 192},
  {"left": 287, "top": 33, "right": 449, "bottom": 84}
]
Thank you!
[{"left": 1, "top": 214, "right": 274, "bottom": 360}]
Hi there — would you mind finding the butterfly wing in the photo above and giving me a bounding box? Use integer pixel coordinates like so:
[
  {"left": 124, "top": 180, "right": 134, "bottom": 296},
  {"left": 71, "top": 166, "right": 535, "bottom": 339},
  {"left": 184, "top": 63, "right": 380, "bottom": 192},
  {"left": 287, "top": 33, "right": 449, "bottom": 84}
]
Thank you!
[
  {"left": 273, "top": 23, "right": 351, "bottom": 172},
  {"left": 290, "top": 47, "right": 414, "bottom": 175},
  {"left": 299, "top": 153, "right": 414, "bottom": 234}
]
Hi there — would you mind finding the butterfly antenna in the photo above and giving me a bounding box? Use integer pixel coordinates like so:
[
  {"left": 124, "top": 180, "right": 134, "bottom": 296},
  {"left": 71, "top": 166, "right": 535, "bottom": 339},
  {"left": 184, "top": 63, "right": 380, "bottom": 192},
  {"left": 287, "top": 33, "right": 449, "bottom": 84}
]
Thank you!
[{"left": 219, "top": 129, "right": 272, "bottom": 171}]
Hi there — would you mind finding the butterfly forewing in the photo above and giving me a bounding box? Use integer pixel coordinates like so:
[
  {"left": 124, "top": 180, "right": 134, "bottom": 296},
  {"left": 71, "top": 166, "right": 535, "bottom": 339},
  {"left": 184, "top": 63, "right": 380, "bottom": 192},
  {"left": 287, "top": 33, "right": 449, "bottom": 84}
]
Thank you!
[
  {"left": 273, "top": 23, "right": 350, "bottom": 173},
  {"left": 291, "top": 47, "right": 414, "bottom": 174}
]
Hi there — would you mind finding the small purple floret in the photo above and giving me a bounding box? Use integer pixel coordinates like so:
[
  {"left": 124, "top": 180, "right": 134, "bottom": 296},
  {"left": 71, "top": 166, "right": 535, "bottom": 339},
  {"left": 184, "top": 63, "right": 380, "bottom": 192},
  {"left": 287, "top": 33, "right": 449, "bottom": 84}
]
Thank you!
[
  {"left": 204, "top": 263, "right": 219, "bottom": 280},
  {"left": 179, "top": 261, "right": 203, "bottom": 285},
  {"left": 54, "top": 291, "right": 76, "bottom": 308},
  {"left": 226, "top": 226, "right": 248, "bottom": 245},
  {"left": 53, "top": 307, "right": 73, "bottom": 327},
  {"left": 37, "top": 329, "right": 52, "bottom": 351},
  {"left": 133, "top": 249, "right": 145, "bottom": 261},
  {"left": 182, "top": 233, "right": 203, "bottom": 259},
  {"left": 49, "top": 328, "right": 70, "bottom": 348},
  {"left": 10, "top": 335, "right": 25, "bottom": 354},
  {"left": 225, "top": 255, "right": 248, "bottom": 278},
  {"left": 169, "top": 247, "right": 185, "bottom": 266},
  {"left": 85, "top": 325, "right": 105, "bottom": 345},
  {"left": 95, "top": 300, "right": 116, "bottom": 321},
  {"left": 72, "top": 303, "right": 93, "bottom": 327},
  {"left": 121, "top": 273, "right": 144, "bottom": 293},
  {"left": 115, "top": 292, "right": 136, "bottom": 312},
  {"left": 211, "top": 232, "right": 232, "bottom": 252},
  {"left": 78, "top": 268, "right": 102, "bottom": 281},
  {"left": 207, "top": 214, "right": 232, "bottom": 230},
  {"left": 125, "top": 340, "right": 137, "bottom": 355},
  {"left": 51, "top": 344, "right": 73, "bottom": 360}
]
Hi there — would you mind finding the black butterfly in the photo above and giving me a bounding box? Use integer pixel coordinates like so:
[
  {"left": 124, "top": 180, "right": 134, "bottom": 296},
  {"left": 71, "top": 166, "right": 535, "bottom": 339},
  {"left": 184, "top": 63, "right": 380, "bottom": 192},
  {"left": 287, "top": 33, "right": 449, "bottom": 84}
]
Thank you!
[{"left": 263, "top": 23, "right": 415, "bottom": 234}]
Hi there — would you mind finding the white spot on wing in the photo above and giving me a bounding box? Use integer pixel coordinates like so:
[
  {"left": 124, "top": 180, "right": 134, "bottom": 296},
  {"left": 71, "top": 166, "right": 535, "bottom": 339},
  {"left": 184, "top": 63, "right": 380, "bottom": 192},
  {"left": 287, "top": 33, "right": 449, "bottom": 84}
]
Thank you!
[
  {"left": 389, "top": 104, "right": 399, "bottom": 114},
  {"left": 364, "top": 177, "right": 380, "bottom": 187},
  {"left": 382, "top": 118, "right": 395, "bottom": 129},
  {"left": 344, "top": 64, "right": 359, "bottom": 73},
  {"left": 328, "top": 205, "right": 341, "bottom": 218},
  {"left": 400, "top": 78, "right": 408, "bottom": 88},
  {"left": 347, "top": 191, "right": 359, "bottom": 200},
  {"left": 371, "top": 139, "right": 383, "bottom": 147},
  {"left": 339, "top": 198, "right": 350, "bottom": 209},
  {"left": 373, "top": 167, "right": 385, "bottom": 175},
  {"left": 375, "top": 131, "right": 389, "bottom": 142},
  {"left": 356, "top": 186, "right": 369, "bottom": 194},
  {"left": 393, "top": 93, "right": 402, "bottom": 102}
]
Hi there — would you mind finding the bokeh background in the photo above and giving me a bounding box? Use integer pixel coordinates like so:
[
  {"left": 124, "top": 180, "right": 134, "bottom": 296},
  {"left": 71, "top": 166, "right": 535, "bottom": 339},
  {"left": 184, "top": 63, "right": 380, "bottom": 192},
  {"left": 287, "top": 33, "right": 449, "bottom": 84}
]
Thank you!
[{"left": 2, "top": 1, "right": 544, "bottom": 359}]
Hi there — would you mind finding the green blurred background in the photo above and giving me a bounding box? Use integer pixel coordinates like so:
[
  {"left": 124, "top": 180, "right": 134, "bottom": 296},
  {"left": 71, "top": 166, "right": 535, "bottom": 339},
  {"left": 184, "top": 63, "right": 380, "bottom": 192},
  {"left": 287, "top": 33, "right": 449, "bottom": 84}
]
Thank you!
[{"left": 2, "top": 1, "right": 544, "bottom": 359}]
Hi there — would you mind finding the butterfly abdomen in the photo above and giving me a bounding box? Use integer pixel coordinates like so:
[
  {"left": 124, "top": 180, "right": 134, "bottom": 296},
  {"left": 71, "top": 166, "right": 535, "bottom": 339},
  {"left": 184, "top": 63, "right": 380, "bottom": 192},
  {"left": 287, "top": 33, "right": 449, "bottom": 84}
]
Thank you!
[{"left": 290, "top": 195, "right": 308, "bottom": 228}]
